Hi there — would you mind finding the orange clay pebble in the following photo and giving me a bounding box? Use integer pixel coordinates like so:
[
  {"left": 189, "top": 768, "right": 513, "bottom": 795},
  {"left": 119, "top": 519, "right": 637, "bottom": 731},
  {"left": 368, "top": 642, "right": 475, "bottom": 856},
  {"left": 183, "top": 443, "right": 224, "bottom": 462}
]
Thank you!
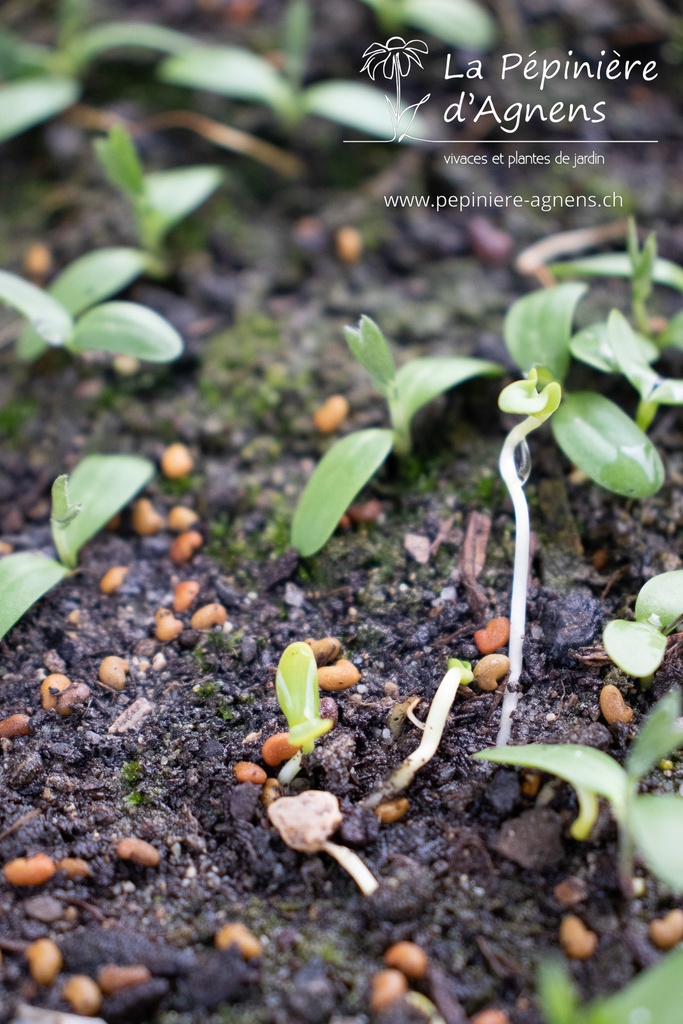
[
  {"left": 234, "top": 762, "right": 267, "bottom": 785},
  {"left": 40, "top": 674, "right": 71, "bottom": 711},
  {"left": 131, "top": 498, "right": 165, "bottom": 536},
  {"left": 383, "top": 941, "right": 429, "bottom": 980},
  {"left": 98, "top": 656, "right": 129, "bottom": 691},
  {"left": 474, "top": 617, "right": 510, "bottom": 654},
  {"left": 375, "top": 798, "right": 409, "bottom": 824},
  {"left": 0, "top": 713, "right": 30, "bottom": 738},
  {"left": 261, "top": 777, "right": 282, "bottom": 808},
  {"left": 473, "top": 654, "right": 510, "bottom": 692},
  {"left": 262, "top": 732, "right": 300, "bottom": 766},
  {"left": 600, "top": 684, "right": 633, "bottom": 725},
  {"left": 168, "top": 506, "right": 199, "bottom": 532},
  {"left": 317, "top": 660, "right": 360, "bottom": 692},
  {"left": 648, "top": 909, "right": 683, "bottom": 950},
  {"left": 170, "top": 530, "right": 203, "bottom": 566},
  {"left": 24, "top": 242, "right": 53, "bottom": 282},
  {"left": 347, "top": 499, "right": 382, "bottom": 525},
  {"left": 313, "top": 395, "right": 349, "bottom": 434},
  {"left": 369, "top": 969, "right": 408, "bottom": 1013},
  {"left": 161, "top": 443, "right": 194, "bottom": 479},
  {"left": 99, "top": 566, "right": 129, "bottom": 595},
  {"left": 305, "top": 637, "right": 342, "bottom": 667},
  {"left": 4, "top": 854, "right": 56, "bottom": 887},
  {"left": 62, "top": 974, "right": 102, "bottom": 1016},
  {"left": 215, "top": 922, "right": 262, "bottom": 959},
  {"left": 54, "top": 682, "right": 90, "bottom": 716},
  {"left": 471, "top": 1010, "right": 510, "bottom": 1024},
  {"left": 335, "top": 225, "right": 363, "bottom": 264},
  {"left": 26, "top": 937, "right": 63, "bottom": 985},
  {"left": 191, "top": 602, "right": 227, "bottom": 630},
  {"left": 116, "top": 837, "right": 161, "bottom": 868},
  {"left": 98, "top": 963, "right": 151, "bottom": 993},
  {"left": 173, "top": 580, "right": 200, "bottom": 613},
  {"left": 57, "top": 858, "right": 91, "bottom": 880},
  {"left": 155, "top": 609, "right": 183, "bottom": 643},
  {"left": 559, "top": 915, "right": 598, "bottom": 960}
]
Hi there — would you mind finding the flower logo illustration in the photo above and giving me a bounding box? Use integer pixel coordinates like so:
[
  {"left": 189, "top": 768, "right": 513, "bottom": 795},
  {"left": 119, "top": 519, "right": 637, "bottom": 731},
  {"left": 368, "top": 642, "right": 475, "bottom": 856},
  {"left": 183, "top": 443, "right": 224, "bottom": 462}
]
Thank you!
[{"left": 361, "top": 36, "right": 430, "bottom": 142}]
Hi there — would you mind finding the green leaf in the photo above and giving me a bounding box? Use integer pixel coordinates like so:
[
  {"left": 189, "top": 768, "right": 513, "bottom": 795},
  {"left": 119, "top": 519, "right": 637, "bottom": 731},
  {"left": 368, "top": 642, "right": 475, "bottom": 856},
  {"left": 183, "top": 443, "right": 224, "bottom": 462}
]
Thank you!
[
  {"left": 0, "top": 552, "right": 68, "bottom": 641},
  {"left": 291, "top": 428, "right": 394, "bottom": 557},
  {"left": 537, "top": 960, "right": 580, "bottom": 1024},
  {"left": 402, "top": 0, "right": 496, "bottom": 49},
  {"left": 395, "top": 357, "right": 500, "bottom": 425},
  {"left": 0, "top": 269, "right": 73, "bottom": 348},
  {"left": 53, "top": 455, "right": 154, "bottom": 566},
  {"left": 304, "top": 81, "right": 416, "bottom": 138},
  {"left": 550, "top": 254, "right": 683, "bottom": 294},
  {"left": 498, "top": 369, "right": 561, "bottom": 418},
  {"left": 344, "top": 316, "right": 396, "bottom": 396},
  {"left": 636, "top": 570, "right": 683, "bottom": 631},
  {"left": 570, "top": 320, "right": 658, "bottom": 374},
  {"left": 602, "top": 619, "right": 667, "bottom": 679},
  {"left": 630, "top": 794, "right": 683, "bottom": 892},
  {"left": 627, "top": 690, "right": 683, "bottom": 781},
  {"left": 551, "top": 391, "right": 664, "bottom": 497},
  {"left": 504, "top": 283, "right": 587, "bottom": 382},
  {"left": 73, "top": 21, "right": 192, "bottom": 68},
  {"left": 159, "top": 47, "right": 294, "bottom": 113},
  {"left": 276, "top": 641, "right": 332, "bottom": 754},
  {"left": 94, "top": 124, "right": 145, "bottom": 197},
  {"left": 70, "top": 301, "right": 183, "bottom": 362},
  {"left": 588, "top": 947, "right": 683, "bottom": 1024},
  {"left": 658, "top": 311, "right": 683, "bottom": 351},
  {"left": 0, "top": 76, "right": 80, "bottom": 143},
  {"left": 143, "top": 165, "right": 224, "bottom": 243}
]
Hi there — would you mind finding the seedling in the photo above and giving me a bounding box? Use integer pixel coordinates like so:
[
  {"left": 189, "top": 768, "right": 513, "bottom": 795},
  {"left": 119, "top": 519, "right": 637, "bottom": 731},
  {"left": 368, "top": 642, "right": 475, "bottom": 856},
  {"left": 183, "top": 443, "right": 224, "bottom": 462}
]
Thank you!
[
  {"left": 291, "top": 314, "right": 500, "bottom": 556},
  {"left": 275, "top": 641, "right": 334, "bottom": 784},
  {"left": 476, "top": 689, "right": 683, "bottom": 894},
  {"left": 94, "top": 125, "right": 223, "bottom": 268},
  {"left": 0, "top": 263, "right": 182, "bottom": 362},
  {"left": 359, "top": 0, "right": 496, "bottom": 51},
  {"left": 495, "top": 371, "right": 561, "bottom": 746},
  {"left": 603, "top": 570, "right": 683, "bottom": 683},
  {"left": 0, "top": 455, "right": 154, "bottom": 641},
  {"left": 267, "top": 789, "right": 379, "bottom": 895}
]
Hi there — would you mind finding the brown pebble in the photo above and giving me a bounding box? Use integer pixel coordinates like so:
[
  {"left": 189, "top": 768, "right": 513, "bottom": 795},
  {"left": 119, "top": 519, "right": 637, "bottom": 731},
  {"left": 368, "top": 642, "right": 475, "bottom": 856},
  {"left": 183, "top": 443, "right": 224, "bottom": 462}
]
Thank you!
[
  {"left": 335, "top": 225, "right": 363, "bottom": 264},
  {"left": 474, "top": 617, "right": 510, "bottom": 654},
  {"left": 173, "top": 580, "right": 200, "bottom": 613},
  {"left": 317, "top": 660, "right": 360, "bottom": 692},
  {"left": 375, "top": 798, "right": 409, "bottom": 824},
  {"left": 26, "top": 937, "right": 63, "bottom": 986},
  {"left": 369, "top": 969, "right": 408, "bottom": 1013},
  {"left": 215, "top": 922, "right": 262, "bottom": 959},
  {"left": 40, "top": 674, "right": 71, "bottom": 711},
  {"left": 24, "top": 242, "right": 53, "bottom": 282},
  {"left": 520, "top": 770, "right": 542, "bottom": 798},
  {"left": 0, "top": 540, "right": 14, "bottom": 555},
  {"left": 191, "top": 602, "right": 227, "bottom": 630},
  {"left": 347, "top": 499, "right": 382, "bottom": 525},
  {"left": 473, "top": 654, "right": 510, "bottom": 692},
  {"left": 4, "top": 854, "right": 56, "bottom": 887},
  {"left": 62, "top": 974, "right": 102, "bottom": 1016},
  {"left": 116, "top": 837, "right": 160, "bottom": 868},
  {"left": 313, "top": 395, "right": 349, "bottom": 434},
  {"left": 170, "top": 530, "right": 203, "bottom": 565},
  {"left": 383, "top": 940, "right": 428, "bottom": 980},
  {"left": 168, "top": 506, "right": 199, "bottom": 532},
  {"left": 98, "top": 656, "right": 129, "bottom": 691},
  {"left": 0, "top": 713, "right": 30, "bottom": 739},
  {"left": 262, "top": 732, "right": 300, "bottom": 766},
  {"left": 57, "top": 858, "right": 91, "bottom": 880},
  {"left": 600, "top": 684, "right": 633, "bottom": 725},
  {"left": 55, "top": 681, "right": 91, "bottom": 716},
  {"left": 161, "top": 443, "right": 194, "bottom": 479},
  {"left": 559, "top": 915, "right": 598, "bottom": 960},
  {"left": 155, "top": 609, "right": 184, "bottom": 643},
  {"left": 319, "top": 697, "right": 338, "bottom": 728},
  {"left": 98, "top": 963, "right": 151, "bottom": 993},
  {"left": 99, "top": 566, "right": 129, "bottom": 595},
  {"left": 592, "top": 548, "right": 608, "bottom": 571},
  {"left": 337, "top": 513, "right": 351, "bottom": 530},
  {"left": 131, "top": 498, "right": 165, "bottom": 536},
  {"left": 648, "top": 908, "right": 683, "bottom": 950},
  {"left": 305, "top": 637, "right": 342, "bottom": 667},
  {"left": 261, "top": 777, "right": 282, "bottom": 808},
  {"left": 470, "top": 1010, "right": 510, "bottom": 1024},
  {"left": 554, "top": 876, "right": 588, "bottom": 907},
  {"left": 234, "top": 762, "right": 267, "bottom": 785}
]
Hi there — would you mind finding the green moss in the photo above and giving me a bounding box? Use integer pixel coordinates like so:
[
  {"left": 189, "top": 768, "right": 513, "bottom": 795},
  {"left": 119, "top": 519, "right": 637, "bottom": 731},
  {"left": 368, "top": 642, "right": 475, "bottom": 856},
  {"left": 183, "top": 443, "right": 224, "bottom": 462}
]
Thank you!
[
  {"left": 0, "top": 398, "right": 37, "bottom": 441},
  {"left": 122, "top": 759, "right": 141, "bottom": 786}
]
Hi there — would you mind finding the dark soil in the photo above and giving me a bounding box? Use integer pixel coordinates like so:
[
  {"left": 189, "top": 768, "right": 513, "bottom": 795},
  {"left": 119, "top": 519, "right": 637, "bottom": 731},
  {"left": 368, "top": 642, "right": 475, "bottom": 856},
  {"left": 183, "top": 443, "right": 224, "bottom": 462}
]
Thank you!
[{"left": 1, "top": 1, "right": 683, "bottom": 1022}]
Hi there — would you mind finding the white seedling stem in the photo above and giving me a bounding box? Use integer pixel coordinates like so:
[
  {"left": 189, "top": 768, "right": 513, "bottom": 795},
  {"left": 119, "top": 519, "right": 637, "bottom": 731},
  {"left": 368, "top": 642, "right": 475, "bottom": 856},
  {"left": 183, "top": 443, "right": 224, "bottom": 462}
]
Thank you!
[
  {"left": 278, "top": 749, "right": 303, "bottom": 786},
  {"left": 322, "top": 840, "right": 379, "bottom": 896}
]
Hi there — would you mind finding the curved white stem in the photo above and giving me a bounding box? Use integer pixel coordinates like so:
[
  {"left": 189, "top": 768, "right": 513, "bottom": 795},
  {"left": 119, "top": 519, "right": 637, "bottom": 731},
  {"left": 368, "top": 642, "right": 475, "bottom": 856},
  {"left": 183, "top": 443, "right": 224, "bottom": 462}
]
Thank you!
[
  {"left": 278, "top": 749, "right": 302, "bottom": 786},
  {"left": 322, "top": 840, "right": 379, "bottom": 896}
]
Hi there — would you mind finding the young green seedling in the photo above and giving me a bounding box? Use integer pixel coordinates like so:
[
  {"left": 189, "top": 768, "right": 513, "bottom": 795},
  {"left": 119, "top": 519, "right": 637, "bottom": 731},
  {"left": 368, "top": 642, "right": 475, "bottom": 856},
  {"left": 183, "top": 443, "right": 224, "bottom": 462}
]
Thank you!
[
  {"left": 359, "top": 0, "right": 495, "bottom": 50},
  {"left": 603, "top": 570, "right": 683, "bottom": 683},
  {"left": 476, "top": 689, "right": 683, "bottom": 894},
  {"left": 0, "top": 455, "right": 154, "bottom": 641},
  {"left": 275, "top": 641, "right": 334, "bottom": 784},
  {"left": 495, "top": 370, "right": 561, "bottom": 746},
  {"left": 94, "top": 125, "right": 224, "bottom": 269},
  {"left": 363, "top": 658, "right": 473, "bottom": 808},
  {"left": 291, "top": 314, "right": 500, "bottom": 556}
]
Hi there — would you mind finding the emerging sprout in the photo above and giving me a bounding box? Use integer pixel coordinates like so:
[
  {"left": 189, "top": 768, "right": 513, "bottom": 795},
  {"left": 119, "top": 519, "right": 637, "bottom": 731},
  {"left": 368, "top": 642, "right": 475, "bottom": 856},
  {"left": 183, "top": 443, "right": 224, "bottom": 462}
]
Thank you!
[
  {"left": 603, "top": 570, "right": 683, "bottom": 683},
  {"left": 496, "top": 370, "right": 561, "bottom": 746},
  {"left": 268, "top": 790, "right": 378, "bottom": 896},
  {"left": 275, "top": 642, "right": 333, "bottom": 784}
]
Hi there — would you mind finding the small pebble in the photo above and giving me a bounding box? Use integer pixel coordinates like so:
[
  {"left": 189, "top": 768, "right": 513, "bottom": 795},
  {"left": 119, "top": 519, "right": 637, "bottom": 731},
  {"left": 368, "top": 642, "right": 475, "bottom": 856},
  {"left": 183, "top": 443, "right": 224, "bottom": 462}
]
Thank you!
[
  {"left": 474, "top": 617, "right": 510, "bottom": 654},
  {"left": 155, "top": 609, "right": 184, "bottom": 643},
  {"left": 4, "top": 854, "right": 56, "bottom": 887},
  {"left": 161, "top": 443, "right": 194, "bottom": 479},
  {"left": 57, "top": 858, "right": 91, "bottom": 879},
  {"left": 553, "top": 876, "right": 588, "bottom": 907},
  {"left": 116, "top": 837, "right": 161, "bottom": 868},
  {"left": 559, "top": 915, "right": 598, "bottom": 960},
  {"left": 261, "top": 778, "right": 282, "bottom": 808},
  {"left": 62, "top": 974, "right": 102, "bottom": 1016},
  {"left": 470, "top": 1010, "right": 510, "bottom": 1024},
  {"left": 375, "top": 798, "right": 409, "bottom": 824},
  {"left": 98, "top": 963, "right": 152, "bottom": 993},
  {"left": 262, "top": 732, "right": 300, "bottom": 766},
  {"left": 173, "top": 580, "right": 200, "bottom": 613},
  {"left": 0, "top": 713, "right": 30, "bottom": 738},
  {"left": 473, "top": 654, "right": 510, "bottom": 691},
  {"left": 305, "top": 637, "right": 342, "bottom": 667},
  {"left": 98, "top": 656, "right": 129, "bottom": 691},
  {"left": 191, "top": 602, "right": 227, "bottom": 630},
  {"left": 313, "top": 395, "right": 349, "bottom": 434},
  {"left": 99, "top": 566, "right": 129, "bottom": 595},
  {"left": 170, "top": 530, "right": 203, "bottom": 565},
  {"left": 369, "top": 969, "right": 408, "bottom": 1013},
  {"left": 319, "top": 697, "right": 338, "bottom": 728},
  {"left": 318, "top": 660, "right": 361, "bottom": 692},
  {"left": 335, "top": 225, "right": 363, "bottom": 263},
  {"left": 24, "top": 242, "right": 53, "bottom": 281},
  {"left": 55, "top": 681, "right": 91, "bottom": 716},
  {"left": 168, "top": 506, "right": 199, "bottom": 532},
  {"left": 214, "top": 922, "right": 262, "bottom": 959},
  {"left": 648, "top": 908, "right": 683, "bottom": 950},
  {"left": 383, "top": 941, "right": 428, "bottom": 980},
  {"left": 347, "top": 499, "right": 382, "bottom": 525},
  {"left": 40, "top": 674, "right": 71, "bottom": 711},
  {"left": 23, "top": 894, "right": 63, "bottom": 923},
  {"left": 234, "top": 762, "right": 267, "bottom": 785},
  {"left": 599, "top": 684, "right": 633, "bottom": 725},
  {"left": 26, "top": 937, "right": 63, "bottom": 985},
  {"left": 132, "top": 498, "right": 165, "bottom": 536}
]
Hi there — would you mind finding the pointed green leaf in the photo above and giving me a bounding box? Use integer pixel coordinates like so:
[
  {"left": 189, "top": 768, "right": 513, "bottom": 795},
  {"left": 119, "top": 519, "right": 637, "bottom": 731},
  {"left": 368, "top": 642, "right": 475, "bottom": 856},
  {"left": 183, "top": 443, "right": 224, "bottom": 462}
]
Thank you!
[
  {"left": 344, "top": 316, "right": 396, "bottom": 395},
  {"left": 143, "top": 165, "right": 224, "bottom": 242},
  {"left": 602, "top": 619, "right": 667, "bottom": 679},
  {"left": 630, "top": 795, "right": 683, "bottom": 892},
  {"left": 551, "top": 392, "right": 664, "bottom": 497},
  {"left": 94, "top": 124, "right": 145, "bottom": 196},
  {"left": 0, "top": 269, "right": 73, "bottom": 349},
  {"left": 588, "top": 947, "right": 683, "bottom": 1024},
  {"left": 504, "top": 283, "right": 587, "bottom": 382},
  {"left": 291, "top": 428, "right": 394, "bottom": 557},
  {"left": 659, "top": 311, "right": 683, "bottom": 351},
  {"left": 538, "top": 960, "right": 580, "bottom": 1024},
  {"left": 159, "top": 47, "right": 294, "bottom": 112},
  {"left": 70, "top": 301, "right": 183, "bottom": 362},
  {"left": 636, "top": 570, "right": 683, "bottom": 631},
  {"left": 304, "top": 81, "right": 416, "bottom": 138},
  {"left": 0, "top": 552, "right": 67, "bottom": 640},
  {"left": 276, "top": 642, "right": 320, "bottom": 730},
  {"left": 74, "top": 21, "right": 192, "bottom": 67},
  {"left": 570, "top": 320, "right": 658, "bottom": 373},
  {"left": 627, "top": 690, "right": 683, "bottom": 781},
  {"left": 0, "top": 76, "right": 80, "bottom": 143},
  {"left": 396, "top": 356, "right": 500, "bottom": 425},
  {"left": 402, "top": 0, "right": 496, "bottom": 49},
  {"left": 550, "top": 254, "right": 683, "bottom": 294}
]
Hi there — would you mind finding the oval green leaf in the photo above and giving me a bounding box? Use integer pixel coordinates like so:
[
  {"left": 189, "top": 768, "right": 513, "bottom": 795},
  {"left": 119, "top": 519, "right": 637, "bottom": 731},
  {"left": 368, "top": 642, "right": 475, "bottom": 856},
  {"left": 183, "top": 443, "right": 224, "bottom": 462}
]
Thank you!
[
  {"left": 344, "top": 316, "right": 396, "bottom": 396},
  {"left": 635, "top": 570, "right": 683, "bottom": 631},
  {"left": 75, "top": 22, "right": 192, "bottom": 66},
  {"left": 602, "top": 619, "right": 667, "bottom": 678},
  {"left": 0, "top": 269, "right": 73, "bottom": 349},
  {"left": 144, "top": 166, "right": 224, "bottom": 244},
  {"left": 0, "top": 552, "right": 67, "bottom": 641},
  {"left": 551, "top": 391, "right": 664, "bottom": 497},
  {"left": 550, "top": 253, "right": 683, "bottom": 293},
  {"left": 291, "top": 428, "right": 394, "bottom": 557},
  {"left": 630, "top": 794, "right": 683, "bottom": 892},
  {"left": 396, "top": 356, "right": 500, "bottom": 425},
  {"left": 70, "top": 301, "right": 183, "bottom": 362},
  {"left": 590, "top": 946, "right": 683, "bottom": 1024},
  {"left": 570, "top": 320, "right": 658, "bottom": 373},
  {"left": 627, "top": 690, "right": 683, "bottom": 782},
  {"left": 159, "top": 47, "right": 293, "bottom": 112},
  {"left": 0, "top": 76, "right": 80, "bottom": 143},
  {"left": 304, "top": 81, "right": 420, "bottom": 138},
  {"left": 504, "top": 283, "right": 586, "bottom": 383},
  {"left": 276, "top": 641, "right": 320, "bottom": 731},
  {"left": 402, "top": 0, "right": 496, "bottom": 49}
]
